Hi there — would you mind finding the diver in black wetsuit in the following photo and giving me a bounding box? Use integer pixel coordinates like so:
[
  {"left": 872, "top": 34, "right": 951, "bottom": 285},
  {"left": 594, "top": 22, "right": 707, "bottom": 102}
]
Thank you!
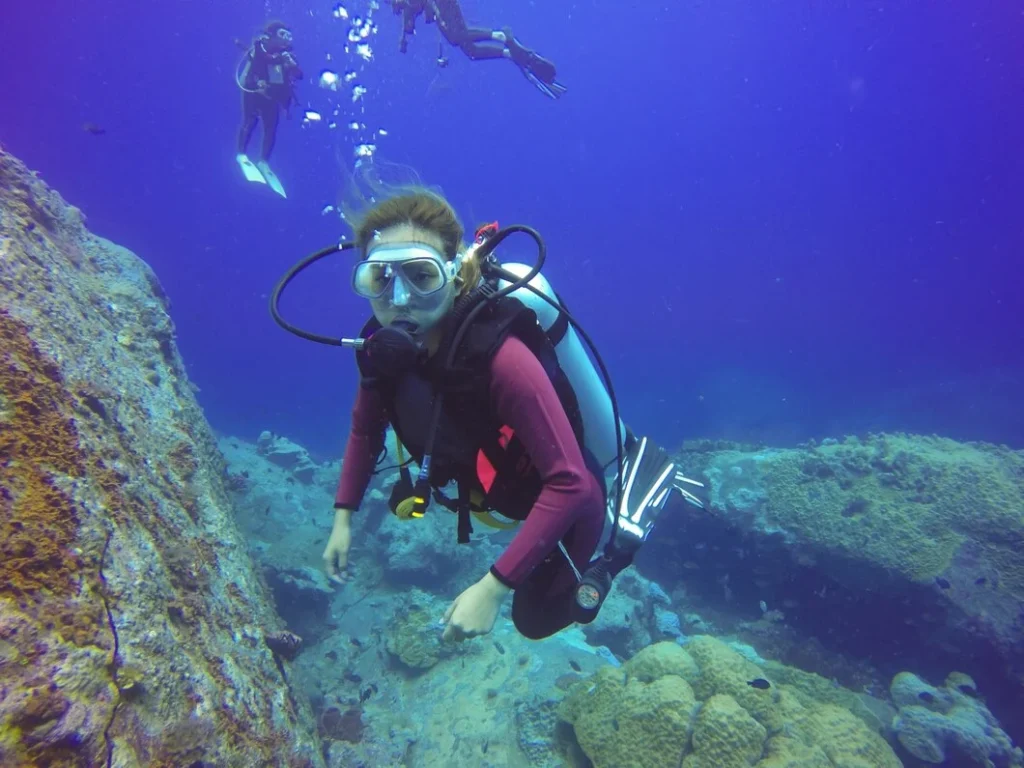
[
  {"left": 390, "top": 0, "right": 566, "bottom": 99},
  {"left": 234, "top": 21, "right": 304, "bottom": 197}
]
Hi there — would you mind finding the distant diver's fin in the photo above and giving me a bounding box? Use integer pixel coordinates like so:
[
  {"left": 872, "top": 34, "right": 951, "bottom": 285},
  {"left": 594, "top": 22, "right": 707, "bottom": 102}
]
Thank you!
[
  {"left": 520, "top": 67, "right": 567, "bottom": 100},
  {"left": 505, "top": 34, "right": 566, "bottom": 100},
  {"left": 256, "top": 161, "right": 287, "bottom": 198},
  {"left": 237, "top": 153, "right": 267, "bottom": 184},
  {"left": 611, "top": 436, "right": 704, "bottom": 552}
]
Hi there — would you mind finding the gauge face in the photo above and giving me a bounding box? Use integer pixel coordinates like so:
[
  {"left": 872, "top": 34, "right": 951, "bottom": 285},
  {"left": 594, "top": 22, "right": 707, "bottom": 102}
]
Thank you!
[{"left": 576, "top": 584, "right": 602, "bottom": 611}]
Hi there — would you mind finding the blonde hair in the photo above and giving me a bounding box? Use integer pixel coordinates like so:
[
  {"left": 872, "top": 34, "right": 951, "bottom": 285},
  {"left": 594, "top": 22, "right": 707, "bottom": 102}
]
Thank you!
[{"left": 351, "top": 190, "right": 481, "bottom": 298}]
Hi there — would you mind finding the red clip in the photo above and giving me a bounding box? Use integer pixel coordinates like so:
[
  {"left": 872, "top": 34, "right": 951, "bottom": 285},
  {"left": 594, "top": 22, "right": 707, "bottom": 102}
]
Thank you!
[{"left": 474, "top": 221, "right": 499, "bottom": 244}]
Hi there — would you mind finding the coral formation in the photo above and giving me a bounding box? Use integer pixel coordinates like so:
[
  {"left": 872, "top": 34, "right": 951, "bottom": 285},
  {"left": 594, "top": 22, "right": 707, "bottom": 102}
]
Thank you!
[
  {"left": 560, "top": 638, "right": 901, "bottom": 768},
  {"left": 705, "top": 434, "right": 1024, "bottom": 586},
  {"left": 890, "top": 671, "right": 1023, "bottom": 766},
  {"left": 385, "top": 606, "right": 452, "bottom": 672}
]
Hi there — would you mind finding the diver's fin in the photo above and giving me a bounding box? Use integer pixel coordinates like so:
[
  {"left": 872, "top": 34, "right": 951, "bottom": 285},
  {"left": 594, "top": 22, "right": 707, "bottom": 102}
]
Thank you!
[
  {"left": 520, "top": 67, "right": 567, "bottom": 100},
  {"left": 673, "top": 470, "right": 707, "bottom": 509},
  {"left": 237, "top": 153, "right": 267, "bottom": 184},
  {"left": 257, "top": 161, "right": 287, "bottom": 198},
  {"left": 611, "top": 436, "right": 680, "bottom": 551},
  {"left": 506, "top": 36, "right": 566, "bottom": 100}
]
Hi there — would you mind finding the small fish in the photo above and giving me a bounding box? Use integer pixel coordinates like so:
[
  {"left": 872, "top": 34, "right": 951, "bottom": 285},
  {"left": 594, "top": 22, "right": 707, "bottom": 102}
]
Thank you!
[
  {"left": 82, "top": 122, "right": 106, "bottom": 136},
  {"left": 359, "top": 684, "right": 377, "bottom": 703},
  {"left": 569, "top": 660, "right": 581, "bottom": 672},
  {"left": 611, "top": 717, "right": 619, "bottom": 731},
  {"left": 974, "top": 577, "right": 987, "bottom": 586},
  {"left": 344, "top": 671, "right": 362, "bottom": 684},
  {"left": 325, "top": 650, "right": 338, "bottom": 661},
  {"left": 936, "top": 577, "right": 952, "bottom": 590},
  {"left": 747, "top": 678, "right": 771, "bottom": 690},
  {"left": 350, "top": 637, "right": 363, "bottom": 649},
  {"left": 494, "top": 641, "right": 506, "bottom": 655},
  {"left": 264, "top": 505, "right": 271, "bottom": 516},
  {"left": 481, "top": 739, "right": 489, "bottom": 754}
]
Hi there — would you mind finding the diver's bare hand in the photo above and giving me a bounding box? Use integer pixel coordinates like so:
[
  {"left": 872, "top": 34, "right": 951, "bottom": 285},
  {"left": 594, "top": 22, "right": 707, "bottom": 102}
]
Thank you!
[{"left": 322, "top": 508, "right": 352, "bottom": 585}]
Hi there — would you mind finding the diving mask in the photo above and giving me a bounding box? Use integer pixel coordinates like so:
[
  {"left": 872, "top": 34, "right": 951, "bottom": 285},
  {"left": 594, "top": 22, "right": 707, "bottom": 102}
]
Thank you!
[{"left": 353, "top": 244, "right": 462, "bottom": 304}]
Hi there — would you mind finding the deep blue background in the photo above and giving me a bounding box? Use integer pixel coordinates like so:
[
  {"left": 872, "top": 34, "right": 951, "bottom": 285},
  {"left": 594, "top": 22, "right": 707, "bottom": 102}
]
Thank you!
[{"left": 3, "top": 0, "right": 1022, "bottom": 458}]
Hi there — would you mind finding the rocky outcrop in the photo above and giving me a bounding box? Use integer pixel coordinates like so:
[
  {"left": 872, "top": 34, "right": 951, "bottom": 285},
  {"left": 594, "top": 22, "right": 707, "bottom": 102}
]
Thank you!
[
  {"left": 645, "top": 434, "right": 1024, "bottom": 746},
  {"left": 0, "top": 148, "right": 323, "bottom": 765}
]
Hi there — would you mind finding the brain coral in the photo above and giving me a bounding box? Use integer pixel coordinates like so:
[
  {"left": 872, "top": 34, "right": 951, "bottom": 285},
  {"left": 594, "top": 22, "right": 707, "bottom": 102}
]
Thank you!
[{"left": 560, "top": 638, "right": 901, "bottom": 768}]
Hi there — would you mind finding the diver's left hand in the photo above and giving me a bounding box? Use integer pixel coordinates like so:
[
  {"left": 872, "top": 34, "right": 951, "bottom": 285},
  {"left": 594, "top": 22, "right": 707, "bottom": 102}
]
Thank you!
[{"left": 442, "top": 572, "right": 511, "bottom": 642}]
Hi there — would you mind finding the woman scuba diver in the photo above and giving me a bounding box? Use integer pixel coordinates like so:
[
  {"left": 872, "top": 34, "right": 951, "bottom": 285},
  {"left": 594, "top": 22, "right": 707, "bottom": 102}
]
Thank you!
[{"left": 271, "top": 189, "right": 704, "bottom": 641}]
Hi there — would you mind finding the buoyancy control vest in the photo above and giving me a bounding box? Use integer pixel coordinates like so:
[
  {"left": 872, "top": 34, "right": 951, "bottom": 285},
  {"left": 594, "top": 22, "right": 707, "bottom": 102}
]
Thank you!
[{"left": 355, "top": 292, "right": 595, "bottom": 528}]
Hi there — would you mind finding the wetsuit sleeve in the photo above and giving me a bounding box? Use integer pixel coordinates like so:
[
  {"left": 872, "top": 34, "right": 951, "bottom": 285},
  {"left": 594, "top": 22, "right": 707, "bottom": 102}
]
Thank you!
[
  {"left": 333, "top": 385, "right": 390, "bottom": 510},
  {"left": 488, "top": 336, "right": 604, "bottom": 588},
  {"left": 283, "top": 52, "right": 303, "bottom": 79}
]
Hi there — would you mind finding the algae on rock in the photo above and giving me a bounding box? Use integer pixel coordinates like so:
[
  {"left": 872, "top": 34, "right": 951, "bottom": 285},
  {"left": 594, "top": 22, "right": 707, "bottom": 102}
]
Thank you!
[{"left": 0, "top": 147, "right": 324, "bottom": 766}]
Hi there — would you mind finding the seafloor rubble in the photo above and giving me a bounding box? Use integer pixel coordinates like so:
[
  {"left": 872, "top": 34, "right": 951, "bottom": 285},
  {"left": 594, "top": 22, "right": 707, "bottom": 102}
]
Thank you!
[{"left": 3, "top": 145, "right": 1022, "bottom": 767}]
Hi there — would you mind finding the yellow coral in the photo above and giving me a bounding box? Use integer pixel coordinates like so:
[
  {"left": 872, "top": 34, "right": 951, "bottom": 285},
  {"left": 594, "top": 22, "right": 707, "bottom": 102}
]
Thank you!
[
  {"left": 800, "top": 704, "right": 901, "bottom": 768},
  {"left": 757, "top": 735, "right": 831, "bottom": 767},
  {"left": 684, "top": 694, "right": 766, "bottom": 768},
  {"left": 570, "top": 674, "right": 698, "bottom": 768},
  {"left": 685, "top": 636, "right": 785, "bottom": 733},
  {"left": 562, "top": 639, "right": 902, "bottom": 768},
  {"left": 626, "top": 640, "right": 700, "bottom": 684}
]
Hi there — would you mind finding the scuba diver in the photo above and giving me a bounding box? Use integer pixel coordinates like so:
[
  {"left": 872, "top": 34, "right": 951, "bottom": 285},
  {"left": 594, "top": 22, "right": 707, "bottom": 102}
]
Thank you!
[
  {"left": 389, "top": 0, "right": 566, "bottom": 100},
  {"left": 270, "top": 191, "right": 704, "bottom": 641},
  {"left": 234, "top": 21, "right": 303, "bottom": 198}
]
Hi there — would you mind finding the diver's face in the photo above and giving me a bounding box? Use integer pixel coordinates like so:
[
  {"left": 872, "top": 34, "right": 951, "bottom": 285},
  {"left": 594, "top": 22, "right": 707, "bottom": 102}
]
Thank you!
[
  {"left": 365, "top": 224, "right": 456, "bottom": 333},
  {"left": 271, "top": 27, "right": 294, "bottom": 50}
]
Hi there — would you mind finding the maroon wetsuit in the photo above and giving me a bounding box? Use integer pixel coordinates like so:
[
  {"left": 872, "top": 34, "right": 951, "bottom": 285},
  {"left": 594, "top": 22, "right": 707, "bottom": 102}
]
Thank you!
[{"left": 334, "top": 335, "right": 605, "bottom": 638}]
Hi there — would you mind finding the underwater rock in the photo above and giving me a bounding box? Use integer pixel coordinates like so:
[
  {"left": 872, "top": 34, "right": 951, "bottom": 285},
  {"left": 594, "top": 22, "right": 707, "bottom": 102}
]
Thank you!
[
  {"left": 514, "top": 696, "right": 580, "bottom": 768},
  {"left": 651, "top": 433, "right": 1024, "bottom": 740},
  {"left": 256, "top": 431, "right": 320, "bottom": 483},
  {"left": 373, "top": 509, "right": 499, "bottom": 587},
  {"left": 581, "top": 569, "right": 667, "bottom": 657},
  {"left": 0, "top": 148, "right": 323, "bottom": 766},
  {"left": 890, "top": 671, "right": 1023, "bottom": 766}
]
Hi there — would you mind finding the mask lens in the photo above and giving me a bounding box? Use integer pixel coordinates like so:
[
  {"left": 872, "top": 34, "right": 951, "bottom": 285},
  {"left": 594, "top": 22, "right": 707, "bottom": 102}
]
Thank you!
[
  {"left": 353, "top": 261, "right": 393, "bottom": 298},
  {"left": 397, "top": 258, "right": 445, "bottom": 296},
  {"left": 354, "top": 249, "right": 449, "bottom": 300}
]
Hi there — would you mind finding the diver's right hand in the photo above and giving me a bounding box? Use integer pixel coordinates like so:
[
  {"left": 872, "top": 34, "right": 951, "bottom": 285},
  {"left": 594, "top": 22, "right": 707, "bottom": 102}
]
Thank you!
[{"left": 322, "top": 508, "right": 352, "bottom": 585}]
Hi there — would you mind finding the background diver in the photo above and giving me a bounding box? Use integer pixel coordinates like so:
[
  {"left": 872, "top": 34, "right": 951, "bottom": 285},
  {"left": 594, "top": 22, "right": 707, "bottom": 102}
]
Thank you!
[
  {"left": 389, "top": 0, "right": 566, "bottom": 99},
  {"left": 234, "top": 21, "right": 303, "bottom": 198},
  {"left": 310, "top": 191, "right": 704, "bottom": 642}
]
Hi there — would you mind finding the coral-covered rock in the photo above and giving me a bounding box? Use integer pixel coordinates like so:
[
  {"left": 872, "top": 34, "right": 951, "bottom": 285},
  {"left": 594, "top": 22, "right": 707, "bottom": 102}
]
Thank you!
[
  {"left": 562, "top": 668, "right": 698, "bottom": 768},
  {"left": 256, "top": 432, "right": 320, "bottom": 483},
  {"left": 0, "top": 147, "right": 323, "bottom": 766},
  {"left": 891, "top": 671, "right": 1023, "bottom": 766},
  {"left": 648, "top": 433, "right": 1024, "bottom": 737},
  {"left": 684, "top": 693, "right": 766, "bottom": 768},
  {"left": 561, "top": 639, "right": 901, "bottom": 768},
  {"left": 626, "top": 640, "right": 700, "bottom": 684}
]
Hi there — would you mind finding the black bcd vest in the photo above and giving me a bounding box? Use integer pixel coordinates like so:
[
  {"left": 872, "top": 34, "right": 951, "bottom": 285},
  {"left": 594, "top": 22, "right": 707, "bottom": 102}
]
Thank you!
[{"left": 356, "top": 294, "right": 587, "bottom": 521}]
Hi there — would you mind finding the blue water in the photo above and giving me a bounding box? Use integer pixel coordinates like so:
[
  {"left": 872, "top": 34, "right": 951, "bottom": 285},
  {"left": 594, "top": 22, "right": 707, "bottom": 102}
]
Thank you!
[{"left": 4, "top": 0, "right": 1022, "bottom": 457}]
